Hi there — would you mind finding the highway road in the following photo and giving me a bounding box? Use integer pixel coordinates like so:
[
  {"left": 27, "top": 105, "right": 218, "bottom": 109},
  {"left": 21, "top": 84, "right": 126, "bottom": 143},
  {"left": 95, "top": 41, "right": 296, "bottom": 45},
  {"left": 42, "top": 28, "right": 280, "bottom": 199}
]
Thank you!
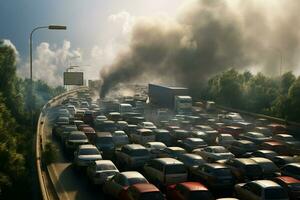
[{"left": 43, "top": 105, "right": 107, "bottom": 200}]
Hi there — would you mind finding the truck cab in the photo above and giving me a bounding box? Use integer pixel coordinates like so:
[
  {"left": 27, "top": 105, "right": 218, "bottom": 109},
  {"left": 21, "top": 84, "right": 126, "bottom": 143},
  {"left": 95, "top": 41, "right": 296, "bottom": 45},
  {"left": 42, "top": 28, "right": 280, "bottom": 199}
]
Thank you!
[{"left": 175, "top": 96, "right": 192, "bottom": 114}]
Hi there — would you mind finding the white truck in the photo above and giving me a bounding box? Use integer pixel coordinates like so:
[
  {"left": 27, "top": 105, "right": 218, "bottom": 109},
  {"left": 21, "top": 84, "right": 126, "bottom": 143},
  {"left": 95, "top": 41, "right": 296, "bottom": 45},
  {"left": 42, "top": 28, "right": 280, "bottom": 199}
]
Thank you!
[
  {"left": 174, "top": 96, "right": 192, "bottom": 114},
  {"left": 119, "top": 103, "right": 133, "bottom": 115}
]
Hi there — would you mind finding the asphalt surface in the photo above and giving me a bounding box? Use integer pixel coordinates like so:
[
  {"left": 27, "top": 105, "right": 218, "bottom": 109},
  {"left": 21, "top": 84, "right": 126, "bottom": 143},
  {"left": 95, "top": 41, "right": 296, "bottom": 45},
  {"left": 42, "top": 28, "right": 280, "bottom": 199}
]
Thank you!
[{"left": 44, "top": 106, "right": 108, "bottom": 200}]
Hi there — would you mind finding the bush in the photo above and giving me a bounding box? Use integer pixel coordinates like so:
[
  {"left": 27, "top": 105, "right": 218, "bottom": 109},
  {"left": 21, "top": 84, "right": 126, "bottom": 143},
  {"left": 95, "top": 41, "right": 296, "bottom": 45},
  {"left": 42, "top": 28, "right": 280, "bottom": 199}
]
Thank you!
[{"left": 42, "top": 143, "right": 58, "bottom": 165}]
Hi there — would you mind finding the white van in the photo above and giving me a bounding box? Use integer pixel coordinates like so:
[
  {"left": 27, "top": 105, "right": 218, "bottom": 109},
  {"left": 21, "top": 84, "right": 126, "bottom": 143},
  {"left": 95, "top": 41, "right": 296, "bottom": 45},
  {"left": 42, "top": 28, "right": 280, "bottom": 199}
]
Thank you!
[{"left": 143, "top": 158, "right": 188, "bottom": 186}]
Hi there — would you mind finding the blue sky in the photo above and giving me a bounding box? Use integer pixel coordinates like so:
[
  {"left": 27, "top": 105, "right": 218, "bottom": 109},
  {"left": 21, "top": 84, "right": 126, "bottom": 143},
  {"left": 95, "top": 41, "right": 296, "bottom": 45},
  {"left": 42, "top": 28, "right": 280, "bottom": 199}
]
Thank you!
[
  {"left": 0, "top": 0, "right": 184, "bottom": 59},
  {"left": 0, "top": 0, "right": 185, "bottom": 84}
]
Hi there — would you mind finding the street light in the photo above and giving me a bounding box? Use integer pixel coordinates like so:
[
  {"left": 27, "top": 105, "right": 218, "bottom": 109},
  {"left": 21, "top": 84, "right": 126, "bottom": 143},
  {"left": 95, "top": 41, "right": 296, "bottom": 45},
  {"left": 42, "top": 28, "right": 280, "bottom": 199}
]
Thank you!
[{"left": 29, "top": 24, "right": 67, "bottom": 128}]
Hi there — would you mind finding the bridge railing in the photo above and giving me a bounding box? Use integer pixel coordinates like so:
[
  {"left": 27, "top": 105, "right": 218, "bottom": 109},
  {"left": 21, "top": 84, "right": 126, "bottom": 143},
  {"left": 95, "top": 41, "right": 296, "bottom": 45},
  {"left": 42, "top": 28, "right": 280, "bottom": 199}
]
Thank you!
[{"left": 36, "top": 86, "right": 88, "bottom": 200}]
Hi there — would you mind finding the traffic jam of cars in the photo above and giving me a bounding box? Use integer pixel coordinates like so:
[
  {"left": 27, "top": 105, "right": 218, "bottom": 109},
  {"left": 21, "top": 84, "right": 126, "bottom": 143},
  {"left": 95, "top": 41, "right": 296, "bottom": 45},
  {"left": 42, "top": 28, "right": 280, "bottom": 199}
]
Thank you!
[{"left": 52, "top": 84, "right": 300, "bottom": 200}]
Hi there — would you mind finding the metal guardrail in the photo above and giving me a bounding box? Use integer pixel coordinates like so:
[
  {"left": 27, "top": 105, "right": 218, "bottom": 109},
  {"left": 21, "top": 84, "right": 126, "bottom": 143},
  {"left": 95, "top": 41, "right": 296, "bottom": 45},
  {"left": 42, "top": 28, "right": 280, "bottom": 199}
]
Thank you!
[
  {"left": 216, "top": 104, "right": 300, "bottom": 133},
  {"left": 36, "top": 87, "right": 88, "bottom": 200}
]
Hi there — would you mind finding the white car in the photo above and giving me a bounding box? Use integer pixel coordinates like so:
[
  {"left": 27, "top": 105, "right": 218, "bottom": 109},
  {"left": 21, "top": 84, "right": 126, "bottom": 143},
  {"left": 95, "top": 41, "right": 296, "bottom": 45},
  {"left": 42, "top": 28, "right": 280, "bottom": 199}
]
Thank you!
[
  {"left": 66, "top": 105, "right": 76, "bottom": 116},
  {"left": 103, "top": 171, "right": 148, "bottom": 199},
  {"left": 87, "top": 160, "right": 119, "bottom": 185},
  {"left": 143, "top": 158, "right": 188, "bottom": 186},
  {"left": 112, "top": 130, "right": 129, "bottom": 147},
  {"left": 58, "top": 108, "right": 70, "bottom": 118},
  {"left": 130, "top": 129, "right": 155, "bottom": 145},
  {"left": 235, "top": 180, "right": 288, "bottom": 200},
  {"left": 193, "top": 146, "right": 234, "bottom": 162},
  {"left": 145, "top": 142, "right": 167, "bottom": 158},
  {"left": 138, "top": 122, "right": 157, "bottom": 130},
  {"left": 216, "top": 134, "right": 236, "bottom": 147},
  {"left": 115, "top": 144, "right": 151, "bottom": 169},
  {"left": 73, "top": 144, "right": 102, "bottom": 167}
]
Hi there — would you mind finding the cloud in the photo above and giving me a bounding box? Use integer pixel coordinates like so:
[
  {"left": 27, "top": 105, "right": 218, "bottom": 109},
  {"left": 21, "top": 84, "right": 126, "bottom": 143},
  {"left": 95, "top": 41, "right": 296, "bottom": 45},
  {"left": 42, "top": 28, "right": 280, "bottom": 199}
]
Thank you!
[
  {"left": 108, "top": 11, "right": 135, "bottom": 35},
  {"left": 17, "top": 40, "right": 83, "bottom": 86}
]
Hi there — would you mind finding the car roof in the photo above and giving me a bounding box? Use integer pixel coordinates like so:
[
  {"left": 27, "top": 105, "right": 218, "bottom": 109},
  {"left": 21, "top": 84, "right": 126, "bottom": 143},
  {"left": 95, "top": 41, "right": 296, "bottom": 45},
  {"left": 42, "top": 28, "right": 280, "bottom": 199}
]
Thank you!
[
  {"left": 124, "top": 144, "right": 146, "bottom": 150},
  {"left": 236, "top": 140, "right": 253, "bottom": 144},
  {"left": 181, "top": 153, "right": 203, "bottom": 159},
  {"left": 137, "top": 129, "right": 152, "bottom": 132},
  {"left": 246, "top": 132, "right": 265, "bottom": 136},
  {"left": 255, "top": 150, "right": 276, "bottom": 154},
  {"left": 95, "top": 132, "right": 112, "bottom": 137},
  {"left": 287, "top": 163, "right": 300, "bottom": 168},
  {"left": 121, "top": 171, "right": 145, "bottom": 179},
  {"left": 205, "top": 163, "right": 227, "bottom": 169},
  {"left": 167, "top": 146, "right": 185, "bottom": 151},
  {"left": 276, "top": 134, "right": 292, "bottom": 137},
  {"left": 82, "top": 127, "right": 95, "bottom": 131},
  {"left": 154, "top": 158, "right": 183, "bottom": 165},
  {"left": 79, "top": 144, "right": 97, "bottom": 149},
  {"left": 275, "top": 176, "right": 300, "bottom": 184},
  {"left": 252, "top": 180, "right": 280, "bottom": 188},
  {"left": 130, "top": 183, "right": 159, "bottom": 193},
  {"left": 70, "top": 131, "right": 85, "bottom": 135},
  {"left": 250, "top": 157, "right": 273, "bottom": 163},
  {"left": 234, "top": 158, "right": 257, "bottom": 165},
  {"left": 180, "top": 182, "right": 208, "bottom": 191},
  {"left": 146, "top": 142, "right": 166, "bottom": 146},
  {"left": 154, "top": 129, "right": 169, "bottom": 133},
  {"left": 94, "top": 160, "right": 115, "bottom": 166},
  {"left": 226, "top": 126, "right": 243, "bottom": 130},
  {"left": 263, "top": 141, "right": 284, "bottom": 146},
  {"left": 186, "top": 137, "right": 203, "bottom": 142},
  {"left": 208, "top": 146, "right": 226, "bottom": 150}
]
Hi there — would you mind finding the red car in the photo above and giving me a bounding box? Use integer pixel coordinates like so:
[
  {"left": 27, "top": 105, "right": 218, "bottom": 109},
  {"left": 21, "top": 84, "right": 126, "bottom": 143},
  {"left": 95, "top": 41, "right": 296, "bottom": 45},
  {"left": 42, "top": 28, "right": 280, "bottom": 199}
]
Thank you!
[
  {"left": 267, "top": 123, "right": 288, "bottom": 134},
  {"left": 81, "top": 126, "right": 96, "bottom": 142},
  {"left": 273, "top": 176, "right": 300, "bottom": 200},
  {"left": 218, "top": 126, "right": 244, "bottom": 138},
  {"left": 78, "top": 124, "right": 90, "bottom": 131},
  {"left": 166, "top": 182, "right": 214, "bottom": 200},
  {"left": 119, "top": 183, "right": 165, "bottom": 200},
  {"left": 261, "top": 141, "right": 290, "bottom": 156}
]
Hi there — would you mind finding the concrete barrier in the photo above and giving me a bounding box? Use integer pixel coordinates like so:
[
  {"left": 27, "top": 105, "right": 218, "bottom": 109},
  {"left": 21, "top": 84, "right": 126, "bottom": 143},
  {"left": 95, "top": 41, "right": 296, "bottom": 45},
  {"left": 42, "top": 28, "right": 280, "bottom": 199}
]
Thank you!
[{"left": 35, "top": 86, "right": 88, "bottom": 200}]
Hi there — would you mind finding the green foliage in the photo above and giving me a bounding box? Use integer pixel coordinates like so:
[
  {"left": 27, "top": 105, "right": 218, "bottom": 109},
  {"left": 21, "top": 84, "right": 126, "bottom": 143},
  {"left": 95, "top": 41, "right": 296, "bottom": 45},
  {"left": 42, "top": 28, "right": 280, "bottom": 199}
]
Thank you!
[
  {"left": 0, "top": 40, "right": 65, "bottom": 199},
  {"left": 205, "top": 69, "right": 300, "bottom": 122},
  {"left": 43, "top": 142, "right": 58, "bottom": 165}
]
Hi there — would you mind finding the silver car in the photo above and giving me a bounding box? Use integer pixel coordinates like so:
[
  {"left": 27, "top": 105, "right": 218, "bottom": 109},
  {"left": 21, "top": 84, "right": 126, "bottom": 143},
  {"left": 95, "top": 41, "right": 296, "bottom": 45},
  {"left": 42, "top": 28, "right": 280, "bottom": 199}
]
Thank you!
[
  {"left": 235, "top": 180, "right": 288, "bottom": 200},
  {"left": 112, "top": 130, "right": 129, "bottom": 147},
  {"left": 73, "top": 144, "right": 102, "bottom": 167},
  {"left": 103, "top": 171, "right": 148, "bottom": 199},
  {"left": 87, "top": 160, "right": 119, "bottom": 185}
]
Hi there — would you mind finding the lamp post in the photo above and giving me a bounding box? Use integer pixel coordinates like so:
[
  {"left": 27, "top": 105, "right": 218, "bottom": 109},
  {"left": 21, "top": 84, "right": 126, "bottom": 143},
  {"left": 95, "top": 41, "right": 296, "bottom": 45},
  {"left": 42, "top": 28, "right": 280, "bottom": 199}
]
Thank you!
[{"left": 29, "top": 25, "right": 67, "bottom": 129}]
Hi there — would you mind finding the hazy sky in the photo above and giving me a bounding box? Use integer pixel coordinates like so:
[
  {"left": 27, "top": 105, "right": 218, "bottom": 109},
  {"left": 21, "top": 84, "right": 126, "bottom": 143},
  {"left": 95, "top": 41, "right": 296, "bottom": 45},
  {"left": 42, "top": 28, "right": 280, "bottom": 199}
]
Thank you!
[{"left": 0, "top": 0, "right": 185, "bottom": 84}]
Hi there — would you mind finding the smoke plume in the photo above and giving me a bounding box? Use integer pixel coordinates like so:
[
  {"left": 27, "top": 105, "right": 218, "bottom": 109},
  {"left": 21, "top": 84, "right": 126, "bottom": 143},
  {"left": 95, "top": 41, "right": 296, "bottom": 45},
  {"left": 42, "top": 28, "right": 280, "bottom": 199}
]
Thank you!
[{"left": 100, "top": 0, "right": 300, "bottom": 97}]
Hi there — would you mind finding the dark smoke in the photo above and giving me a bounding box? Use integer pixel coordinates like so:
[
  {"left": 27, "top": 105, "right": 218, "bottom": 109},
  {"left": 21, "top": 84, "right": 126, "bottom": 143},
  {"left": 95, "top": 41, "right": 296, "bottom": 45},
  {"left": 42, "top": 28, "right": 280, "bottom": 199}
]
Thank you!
[{"left": 100, "top": 0, "right": 300, "bottom": 97}]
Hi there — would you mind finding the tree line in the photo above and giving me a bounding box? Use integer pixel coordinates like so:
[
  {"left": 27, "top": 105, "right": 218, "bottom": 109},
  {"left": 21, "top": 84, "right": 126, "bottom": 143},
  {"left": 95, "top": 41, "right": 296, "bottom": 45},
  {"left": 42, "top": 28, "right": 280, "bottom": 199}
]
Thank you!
[
  {"left": 203, "top": 69, "right": 300, "bottom": 122},
  {"left": 0, "top": 40, "right": 65, "bottom": 199}
]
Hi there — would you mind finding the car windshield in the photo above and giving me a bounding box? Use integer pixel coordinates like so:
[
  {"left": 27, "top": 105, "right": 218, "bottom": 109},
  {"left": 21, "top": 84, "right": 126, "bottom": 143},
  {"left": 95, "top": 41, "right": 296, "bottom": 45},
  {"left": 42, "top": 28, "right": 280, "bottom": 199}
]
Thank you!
[
  {"left": 165, "top": 164, "right": 186, "bottom": 174},
  {"left": 189, "top": 191, "right": 214, "bottom": 200},
  {"left": 189, "top": 158, "right": 204, "bottom": 166},
  {"left": 79, "top": 148, "right": 99, "bottom": 155},
  {"left": 129, "top": 149, "right": 149, "bottom": 157},
  {"left": 139, "top": 192, "right": 164, "bottom": 200},
  {"left": 214, "top": 168, "right": 231, "bottom": 176},
  {"left": 245, "top": 165, "right": 261, "bottom": 175},
  {"left": 97, "top": 164, "right": 116, "bottom": 171},
  {"left": 265, "top": 188, "right": 288, "bottom": 199},
  {"left": 211, "top": 147, "right": 228, "bottom": 153},
  {"left": 64, "top": 127, "right": 77, "bottom": 132},
  {"left": 128, "top": 178, "right": 147, "bottom": 185},
  {"left": 222, "top": 135, "right": 234, "bottom": 140},
  {"left": 282, "top": 136, "right": 295, "bottom": 142},
  {"left": 69, "top": 134, "right": 86, "bottom": 140},
  {"left": 96, "top": 137, "right": 113, "bottom": 143}
]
